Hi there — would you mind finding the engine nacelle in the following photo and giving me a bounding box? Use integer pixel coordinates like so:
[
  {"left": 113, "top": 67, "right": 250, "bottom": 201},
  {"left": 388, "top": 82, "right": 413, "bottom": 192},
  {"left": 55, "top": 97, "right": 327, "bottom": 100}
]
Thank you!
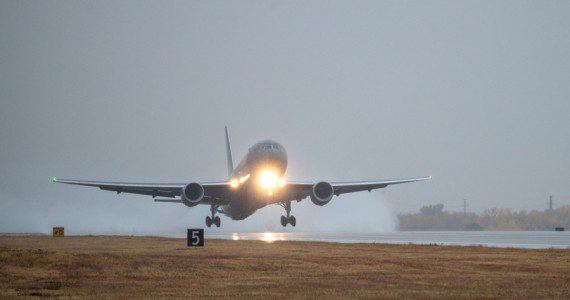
[
  {"left": 310, "top": 181, "right": 334, "bottom": 206},
  {"left": 181, "top": 182, "right": 204, "bottom": 207}
]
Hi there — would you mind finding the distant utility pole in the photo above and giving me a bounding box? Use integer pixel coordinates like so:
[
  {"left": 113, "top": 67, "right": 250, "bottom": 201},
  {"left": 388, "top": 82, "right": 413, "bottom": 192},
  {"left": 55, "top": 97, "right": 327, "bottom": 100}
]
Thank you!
[
  {"left": 463, "top": 199, "right": 467, "bottom": 216},
  {"left": 549, "top": 195, "right": 553, "bottom": 211}
]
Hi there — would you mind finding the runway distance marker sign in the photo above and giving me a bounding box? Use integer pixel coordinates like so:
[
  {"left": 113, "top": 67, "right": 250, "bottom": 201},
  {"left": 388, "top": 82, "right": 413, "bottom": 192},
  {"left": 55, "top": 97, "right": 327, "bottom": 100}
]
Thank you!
[
  {"left": 187, "top": 229, "right": 204, "bottom": 247},
  {"left": 53, "top": 227, "right": 64, "bottom": 237}
]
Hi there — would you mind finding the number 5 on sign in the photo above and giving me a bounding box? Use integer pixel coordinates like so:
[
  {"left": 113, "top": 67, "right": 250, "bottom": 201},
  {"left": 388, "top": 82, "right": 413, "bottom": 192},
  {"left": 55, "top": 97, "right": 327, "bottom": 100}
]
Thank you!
[{"left": 187, "top": 229, "right": 204, "bottom": 247}]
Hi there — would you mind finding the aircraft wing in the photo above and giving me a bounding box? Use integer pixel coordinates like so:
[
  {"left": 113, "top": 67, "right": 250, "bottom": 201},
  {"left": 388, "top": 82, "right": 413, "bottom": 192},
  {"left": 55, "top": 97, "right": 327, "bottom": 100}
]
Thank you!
[
  {"left": 329, "top": 176, "right": 431, "bottom": 194},
  {"left": 52, "top": 178, "right": 232, "bottom": 205},
  {"left": 53, "top": 175, "right": 430, "bottom": 206},
  {"left": 272, "top": 176, "right": 431, "bottom": 204}
]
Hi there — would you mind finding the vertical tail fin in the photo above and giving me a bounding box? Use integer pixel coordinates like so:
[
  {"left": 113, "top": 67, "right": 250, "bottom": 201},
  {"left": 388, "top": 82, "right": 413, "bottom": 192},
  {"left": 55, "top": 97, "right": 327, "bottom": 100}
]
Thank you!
[{"left": 225, "top": 126, "right": 234, "bottom": 177}]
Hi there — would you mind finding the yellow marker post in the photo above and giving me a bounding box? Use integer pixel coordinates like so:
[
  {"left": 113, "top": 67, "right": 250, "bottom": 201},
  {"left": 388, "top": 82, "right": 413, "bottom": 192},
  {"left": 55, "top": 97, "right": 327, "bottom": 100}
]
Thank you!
[{"left": 53, "top": 227, "right": 64, "bottom": 237}]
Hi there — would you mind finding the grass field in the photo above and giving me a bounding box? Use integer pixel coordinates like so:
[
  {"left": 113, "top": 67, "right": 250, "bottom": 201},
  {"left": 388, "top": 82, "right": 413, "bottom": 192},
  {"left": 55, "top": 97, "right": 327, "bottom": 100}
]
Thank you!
[{"left": 0, "top": 236, "right": 568, "bottom": 298}]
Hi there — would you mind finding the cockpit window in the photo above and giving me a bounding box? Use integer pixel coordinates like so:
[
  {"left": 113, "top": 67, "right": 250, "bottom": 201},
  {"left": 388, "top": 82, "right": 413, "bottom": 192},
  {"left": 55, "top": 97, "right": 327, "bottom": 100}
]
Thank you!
[{"left": 261, "top": 144, "right": 279, "bottom": 150}]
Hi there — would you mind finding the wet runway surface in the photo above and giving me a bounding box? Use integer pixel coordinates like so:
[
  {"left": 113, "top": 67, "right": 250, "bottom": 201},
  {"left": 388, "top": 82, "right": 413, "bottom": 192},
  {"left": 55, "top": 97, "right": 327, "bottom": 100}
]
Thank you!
[
  {"left": 3, "top": 231, "right": 568, "bottom": 249},
  {"left": 209, "top": 231, "right": 570, "bottom": 249}
]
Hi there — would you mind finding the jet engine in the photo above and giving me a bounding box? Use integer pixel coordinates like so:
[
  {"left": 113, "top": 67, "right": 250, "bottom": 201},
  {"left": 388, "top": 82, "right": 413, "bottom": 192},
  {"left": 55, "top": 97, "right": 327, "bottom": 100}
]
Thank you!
[
  {"left": 181, "top": 182, "right": 204, "bottom": 207},
  {"left": 310, "top": 181, "right": 334, "bottom": 206}
]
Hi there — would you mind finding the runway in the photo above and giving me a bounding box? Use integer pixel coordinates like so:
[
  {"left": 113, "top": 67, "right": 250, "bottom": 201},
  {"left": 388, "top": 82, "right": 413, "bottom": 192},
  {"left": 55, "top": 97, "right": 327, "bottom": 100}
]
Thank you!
[
  {"left": 4, "top": 231, "right": 568, "bottom": 249},
  {"left": 209, "top": 231, "right": 570, "bottom": 249}
]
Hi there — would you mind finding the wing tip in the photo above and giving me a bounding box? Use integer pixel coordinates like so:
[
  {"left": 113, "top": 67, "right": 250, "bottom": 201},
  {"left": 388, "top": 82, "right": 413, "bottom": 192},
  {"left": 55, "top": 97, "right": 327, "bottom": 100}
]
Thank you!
[
  {"left": 51, "top": 177, "right": 58, "bottom": 183},
  {"left": 427, "top": 175, "right": 432, "bottom": 180}
]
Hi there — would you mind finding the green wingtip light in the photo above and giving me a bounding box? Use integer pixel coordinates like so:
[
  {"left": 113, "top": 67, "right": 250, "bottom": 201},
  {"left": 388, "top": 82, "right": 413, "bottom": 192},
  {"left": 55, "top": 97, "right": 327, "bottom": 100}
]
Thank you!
[{"left": 52, "top": 177, "right": 58, "bottom": 183}]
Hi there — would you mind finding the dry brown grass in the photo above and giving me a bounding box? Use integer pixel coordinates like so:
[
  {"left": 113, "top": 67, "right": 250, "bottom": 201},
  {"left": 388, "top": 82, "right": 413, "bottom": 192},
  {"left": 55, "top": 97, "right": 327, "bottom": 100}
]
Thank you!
[{"left": 0, "top": 236, "right": 568, "bottom": 298}]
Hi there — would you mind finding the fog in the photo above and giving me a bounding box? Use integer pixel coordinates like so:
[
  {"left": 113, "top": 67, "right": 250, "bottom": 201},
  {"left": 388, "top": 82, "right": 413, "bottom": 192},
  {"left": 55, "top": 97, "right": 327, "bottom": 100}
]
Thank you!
[{"left": 1, "top": 1, "right": 569, "bottom": 234}]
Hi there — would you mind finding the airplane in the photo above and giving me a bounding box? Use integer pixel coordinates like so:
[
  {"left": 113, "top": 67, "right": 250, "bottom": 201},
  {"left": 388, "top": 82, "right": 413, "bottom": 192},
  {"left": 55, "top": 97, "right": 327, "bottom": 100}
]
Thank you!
[{"left": 53, "top": 127, "right": 431, "bottom": 227}]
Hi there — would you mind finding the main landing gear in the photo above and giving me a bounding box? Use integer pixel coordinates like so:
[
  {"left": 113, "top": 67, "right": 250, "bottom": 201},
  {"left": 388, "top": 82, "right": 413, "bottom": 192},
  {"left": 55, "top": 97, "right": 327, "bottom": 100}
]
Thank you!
[
  {"left": 206, "top": 205, "right": 221, "bottom": 228},
  {"left": 280, "top": 201, "right": 296, "bottom": 227}
]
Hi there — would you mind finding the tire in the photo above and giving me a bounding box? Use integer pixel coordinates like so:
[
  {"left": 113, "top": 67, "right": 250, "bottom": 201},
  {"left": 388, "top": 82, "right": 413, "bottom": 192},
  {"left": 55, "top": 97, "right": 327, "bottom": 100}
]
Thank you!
[
  {"left": 289, "top": 216, "right": 296, "bottom": 227},
  {"left": 206, "top": 216, "right": 212, "bottom": 228},
  {"left": 280, "top": 215, "right": 287, "bottom": 227},
  {"left": 214, "top": 216, "right": 221, "bottom": 227}
]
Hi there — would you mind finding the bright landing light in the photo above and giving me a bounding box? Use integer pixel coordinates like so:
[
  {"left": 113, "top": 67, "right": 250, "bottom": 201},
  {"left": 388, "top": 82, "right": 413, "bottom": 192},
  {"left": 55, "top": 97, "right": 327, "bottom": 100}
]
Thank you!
[
  {"left": 231, "top": 174, "right": 251, "bottom": 188},
  {"left": 259, "top": 170, "right": 284, "bottom": 190},
  {"left": 239, "top": 173, "right": 251, "bottom": 183}
]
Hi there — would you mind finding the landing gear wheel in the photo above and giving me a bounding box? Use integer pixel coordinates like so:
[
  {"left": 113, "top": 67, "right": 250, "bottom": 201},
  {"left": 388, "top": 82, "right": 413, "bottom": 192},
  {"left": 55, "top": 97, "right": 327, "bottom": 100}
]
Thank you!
[
  {"left": 207, "top": 205, "right": 221, "bottom": 228},
  {"left": 280, "top": 201, "right": 296, "bottom": 227},
  {"left": 289, "top": 215, "right": 296, "bottom": 227}
]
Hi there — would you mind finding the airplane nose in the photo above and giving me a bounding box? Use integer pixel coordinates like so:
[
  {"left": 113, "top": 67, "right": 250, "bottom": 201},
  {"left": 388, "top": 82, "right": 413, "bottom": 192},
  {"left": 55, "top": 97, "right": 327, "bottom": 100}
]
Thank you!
[
  {"left": 260, "top": 148, "right": 286, "bottom": 165},
  {"left": 264, "top": 149, "right": 280, "bottom": 160}
]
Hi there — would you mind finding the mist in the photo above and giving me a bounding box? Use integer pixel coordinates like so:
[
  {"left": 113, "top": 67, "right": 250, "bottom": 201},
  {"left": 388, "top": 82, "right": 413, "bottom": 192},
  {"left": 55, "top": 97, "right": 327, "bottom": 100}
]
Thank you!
[{"left": 1, "top": 1, "right": 569, "bottom": 235}]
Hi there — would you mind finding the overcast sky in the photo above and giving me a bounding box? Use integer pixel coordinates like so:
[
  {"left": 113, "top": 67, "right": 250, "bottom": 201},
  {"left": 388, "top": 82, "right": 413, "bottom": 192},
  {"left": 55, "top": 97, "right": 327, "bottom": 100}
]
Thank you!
[{"left": 1, "top": 1, "right": 569, "bottom": 234}]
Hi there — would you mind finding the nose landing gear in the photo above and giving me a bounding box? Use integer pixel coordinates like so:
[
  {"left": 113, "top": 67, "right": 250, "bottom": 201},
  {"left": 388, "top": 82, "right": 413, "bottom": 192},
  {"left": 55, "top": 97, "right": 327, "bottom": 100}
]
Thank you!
[
  {"left": 206, "top": 205, "right": 221, "bottom": 228},
  {"left": 280, "top": 201, "right": 296, "bottom": 227}
]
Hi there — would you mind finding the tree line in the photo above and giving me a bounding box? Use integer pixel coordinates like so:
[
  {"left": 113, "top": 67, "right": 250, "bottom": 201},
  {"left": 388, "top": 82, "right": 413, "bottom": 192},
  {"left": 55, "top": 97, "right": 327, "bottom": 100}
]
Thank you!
[{"left": 398, "top": 204, "right": 569, "bottom": 231}]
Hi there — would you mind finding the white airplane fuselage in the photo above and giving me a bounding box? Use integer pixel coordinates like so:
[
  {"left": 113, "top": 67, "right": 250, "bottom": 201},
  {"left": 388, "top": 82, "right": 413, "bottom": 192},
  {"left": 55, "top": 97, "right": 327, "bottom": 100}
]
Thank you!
[{"left": 221, "top": 140, "right": 288, "bottom": 220}]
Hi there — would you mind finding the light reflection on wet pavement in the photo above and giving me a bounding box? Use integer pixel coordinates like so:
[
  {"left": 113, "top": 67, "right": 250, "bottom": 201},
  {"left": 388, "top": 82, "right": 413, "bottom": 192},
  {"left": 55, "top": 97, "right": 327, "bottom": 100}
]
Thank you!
[{"left": 209, "top": 231, "right": 570, "bottom": 249}]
